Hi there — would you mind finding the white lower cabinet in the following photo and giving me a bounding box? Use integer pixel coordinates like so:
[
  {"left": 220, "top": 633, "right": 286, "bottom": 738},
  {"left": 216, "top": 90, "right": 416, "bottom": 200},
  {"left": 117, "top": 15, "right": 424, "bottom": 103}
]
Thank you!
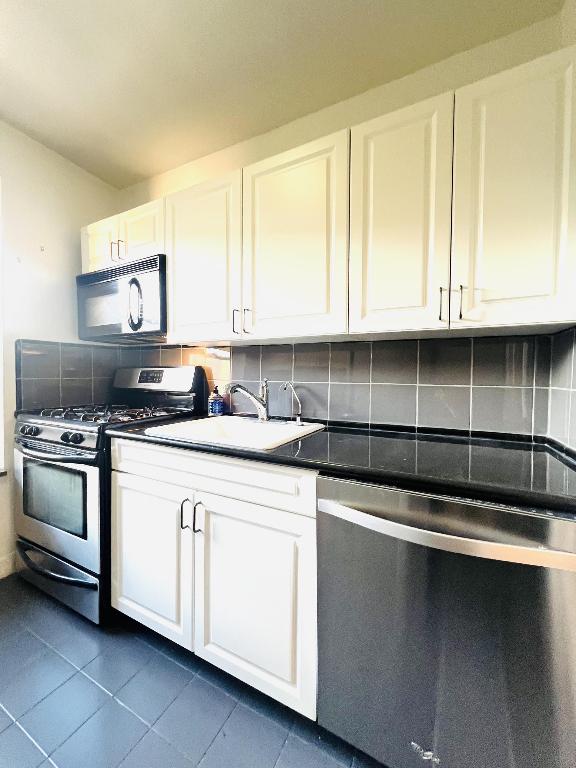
[
  {"left": 111, "top": 471, "right": 194, "bottom": 650},
  {"left": 193, "top": 492, "right": 317, "bottom": 718},
  {"left": 110, "top": 441, "right": 318, "bottom": 718}
]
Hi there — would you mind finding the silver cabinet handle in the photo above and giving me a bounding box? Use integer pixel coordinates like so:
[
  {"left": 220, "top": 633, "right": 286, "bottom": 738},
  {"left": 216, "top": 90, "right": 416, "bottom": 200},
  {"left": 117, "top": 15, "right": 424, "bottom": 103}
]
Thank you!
[
  {"left": 243, "top": 308, "right": 251, "bottom": 333},
  {"left": 459, "top": 284, "right": 466, "bottom": 320},
  {"left": 180, "top": 498, "right": 192, "bottom": 531},
  {"left": 110, "top": 241, "right": 117, "bottom": 262},
  {"left": 193, "top": 501, "right": 204, "bottom": 534},
  {"left": 117, "top": 239, "right": 126, "bottom": 260},
  {"left": 438, "top": 287, "right": 444, "bottom": 321},
  {"left": 232, "top": 309, "right": 240, "bottom": 334}
]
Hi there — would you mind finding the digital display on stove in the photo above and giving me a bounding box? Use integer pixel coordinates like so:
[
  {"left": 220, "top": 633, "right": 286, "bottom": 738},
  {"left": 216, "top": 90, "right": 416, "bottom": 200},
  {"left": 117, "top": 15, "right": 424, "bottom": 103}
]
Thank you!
[{"left": 138, "top": 369, "right": 164, "bottom": 384}]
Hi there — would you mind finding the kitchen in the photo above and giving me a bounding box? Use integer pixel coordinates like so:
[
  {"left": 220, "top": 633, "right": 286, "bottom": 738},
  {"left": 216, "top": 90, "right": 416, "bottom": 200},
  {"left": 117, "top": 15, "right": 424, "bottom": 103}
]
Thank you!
[{"left": 2, "top": 1, "right": 576, "bottom": 767}]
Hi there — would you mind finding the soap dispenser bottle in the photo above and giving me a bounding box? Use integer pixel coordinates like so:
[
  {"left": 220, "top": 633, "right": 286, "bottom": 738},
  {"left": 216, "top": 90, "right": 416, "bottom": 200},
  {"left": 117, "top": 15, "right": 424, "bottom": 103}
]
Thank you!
[{"left": 208, "top": 386, "right": 225, "bottom": 417}]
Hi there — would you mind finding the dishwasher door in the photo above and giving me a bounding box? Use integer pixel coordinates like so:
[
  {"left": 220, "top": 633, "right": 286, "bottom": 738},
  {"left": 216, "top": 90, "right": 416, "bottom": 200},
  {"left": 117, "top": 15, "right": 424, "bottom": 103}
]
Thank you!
[{"left": 317, "top": 477, "right": 576, "bottom": 768}]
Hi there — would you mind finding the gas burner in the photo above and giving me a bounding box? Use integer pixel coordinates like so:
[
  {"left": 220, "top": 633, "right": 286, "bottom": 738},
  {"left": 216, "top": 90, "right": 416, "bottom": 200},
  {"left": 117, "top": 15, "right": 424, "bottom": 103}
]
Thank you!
[{"left": 38, "top": 404, "right": 189, "bottom": 424}]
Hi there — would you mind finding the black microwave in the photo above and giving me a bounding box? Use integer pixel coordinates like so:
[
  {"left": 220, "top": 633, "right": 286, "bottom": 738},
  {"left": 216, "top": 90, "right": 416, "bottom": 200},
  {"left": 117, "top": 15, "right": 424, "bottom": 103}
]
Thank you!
[{"left": 76, "top": 255, "right": 167, "bottom": 342}]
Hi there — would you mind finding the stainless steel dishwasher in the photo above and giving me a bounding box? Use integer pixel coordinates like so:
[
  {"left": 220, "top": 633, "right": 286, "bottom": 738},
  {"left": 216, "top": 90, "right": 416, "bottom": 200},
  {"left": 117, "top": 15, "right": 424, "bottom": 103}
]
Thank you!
[{"left": 317, "top": 476, "right": 576, "bottom": 768}]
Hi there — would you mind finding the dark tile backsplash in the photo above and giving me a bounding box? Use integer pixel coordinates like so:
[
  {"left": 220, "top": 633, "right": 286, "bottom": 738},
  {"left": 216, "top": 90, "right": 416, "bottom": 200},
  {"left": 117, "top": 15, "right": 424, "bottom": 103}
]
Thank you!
[
  {"left": 16, "top": 330, "right": 576, "bottom": 450},
  {"left": 15, "top": 341, "right": 231, "bottom": 412},
  {"left": 229, "top": 334, "right": 562, "bottom": 440},
  {"left": 16, "top": 340, "right": 123, "bottom": 411}
]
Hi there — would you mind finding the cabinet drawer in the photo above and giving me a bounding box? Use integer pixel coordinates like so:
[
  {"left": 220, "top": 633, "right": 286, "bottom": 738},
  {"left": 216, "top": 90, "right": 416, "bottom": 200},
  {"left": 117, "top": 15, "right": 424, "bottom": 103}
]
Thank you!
[{"left": 111, "top": 438, "right": 317, "bottom": 517}]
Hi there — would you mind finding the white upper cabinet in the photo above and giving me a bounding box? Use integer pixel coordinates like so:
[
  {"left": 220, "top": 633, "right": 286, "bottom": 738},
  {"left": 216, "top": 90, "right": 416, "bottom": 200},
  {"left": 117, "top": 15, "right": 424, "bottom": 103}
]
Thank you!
[
  {"left": 166, "top": 171, "right": 242, "bottom": 343},
  {"left": 81, "top": 215, "right": 119, "bottom": 272},
  {"left": 111, "top": 471, "right": 194, "bottom": 650},
  {"left": 349, "top": 93, "right": 454, "bottom": 332},
  {"left": 242, "top": 131, "right": 349, "bottom": 339},
  {"left": 451, "top": 46, "right": 576, "bottom": 328},
  {"left": 117, "top": 199, "right": 165, "bottom": 263},
  {"left": 193, "top": 491, "right": 317, "bottom": 718},
  {"left": 81, "top": 200, "right": 165, "bottom": 272}
]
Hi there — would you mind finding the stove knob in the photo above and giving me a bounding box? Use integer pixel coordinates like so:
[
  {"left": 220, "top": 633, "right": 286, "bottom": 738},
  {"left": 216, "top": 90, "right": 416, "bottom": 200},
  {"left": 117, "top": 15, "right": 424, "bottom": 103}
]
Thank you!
[
  {"left": 19, "top": 425, "right": 28, "bottom": 435},
  {"left": 69, "top": 432, "right": 85, "bottom": 444},
  {"left": 28, "top": 426, "right": 41, "bottom": 437},
  {"left": 61, "top": 431, "right": 72, "bottom": 443}
]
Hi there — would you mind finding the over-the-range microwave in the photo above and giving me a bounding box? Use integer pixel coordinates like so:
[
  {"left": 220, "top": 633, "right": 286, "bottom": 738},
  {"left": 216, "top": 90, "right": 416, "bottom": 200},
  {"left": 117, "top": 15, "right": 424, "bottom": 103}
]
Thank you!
[{"left": 76, "top": 254, "right": 166, "bottom": 343}]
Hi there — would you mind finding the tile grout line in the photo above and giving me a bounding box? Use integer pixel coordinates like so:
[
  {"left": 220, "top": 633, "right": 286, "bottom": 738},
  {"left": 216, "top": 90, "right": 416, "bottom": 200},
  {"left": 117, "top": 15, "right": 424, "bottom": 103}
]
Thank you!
[{"left": 196, "top": 700, "right": 240, "bottom": 767}]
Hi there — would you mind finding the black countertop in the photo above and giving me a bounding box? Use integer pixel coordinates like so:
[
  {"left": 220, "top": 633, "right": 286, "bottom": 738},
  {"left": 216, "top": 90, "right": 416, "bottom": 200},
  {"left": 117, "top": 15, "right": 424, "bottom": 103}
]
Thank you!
[{"left": 107, "top": 420, "right": 576, "bottom": 516}]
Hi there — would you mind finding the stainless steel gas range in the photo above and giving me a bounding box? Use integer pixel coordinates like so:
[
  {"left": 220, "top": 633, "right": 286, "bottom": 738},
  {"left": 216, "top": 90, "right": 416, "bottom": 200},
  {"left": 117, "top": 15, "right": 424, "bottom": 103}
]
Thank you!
[{"left": 14, "top": 365, "right": 207, "bottom": 623}]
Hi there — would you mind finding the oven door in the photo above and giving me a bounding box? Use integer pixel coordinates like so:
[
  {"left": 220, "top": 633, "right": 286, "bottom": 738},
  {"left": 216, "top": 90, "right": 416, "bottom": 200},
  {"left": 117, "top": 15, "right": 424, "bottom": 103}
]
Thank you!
[{"left": 13, "top": 446, "right": 100, "bottom": 575}]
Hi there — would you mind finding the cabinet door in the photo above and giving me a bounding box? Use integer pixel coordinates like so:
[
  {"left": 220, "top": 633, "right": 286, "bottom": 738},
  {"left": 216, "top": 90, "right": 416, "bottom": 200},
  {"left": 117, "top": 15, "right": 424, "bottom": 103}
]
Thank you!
[
  {"left": 242, "top": 131, "right": 349, "bottom": 339},
  {"left": 193, "top": 492, "right": 317, "bottom": 718},
  {"left": 349, "top": 93, "right": 454, "bottom": 332},
  {"left": 111, "top": 471, "right": 194, "bottom": 649},
  {"left": 118, "top": 199, "right": 165, "bottom": 262},
  {"left": 81, "top": 215, "right": 119, "bottom": 272},
  {"left": 451, "top": 47, "right": 576, "bottom": 328},
  {"left": 166, "top": 172, "right": 242, "bottom": 343}
]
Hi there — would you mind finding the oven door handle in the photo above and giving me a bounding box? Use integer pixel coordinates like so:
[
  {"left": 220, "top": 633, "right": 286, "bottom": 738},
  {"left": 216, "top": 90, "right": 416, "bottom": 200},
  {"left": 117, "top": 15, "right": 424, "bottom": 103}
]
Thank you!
[
  {"left": 16, "top": 541, "right": 98, "bottom": 590},
  {"left": 15, "top": 439, "right": 98, "bottom": 465}
]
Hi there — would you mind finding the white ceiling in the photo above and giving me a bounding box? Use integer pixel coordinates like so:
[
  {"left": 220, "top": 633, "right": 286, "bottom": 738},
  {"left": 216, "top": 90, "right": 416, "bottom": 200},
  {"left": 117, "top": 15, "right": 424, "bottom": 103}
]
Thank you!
[{"left": 0, "top": 0, "right": 563, "bottom": 188}]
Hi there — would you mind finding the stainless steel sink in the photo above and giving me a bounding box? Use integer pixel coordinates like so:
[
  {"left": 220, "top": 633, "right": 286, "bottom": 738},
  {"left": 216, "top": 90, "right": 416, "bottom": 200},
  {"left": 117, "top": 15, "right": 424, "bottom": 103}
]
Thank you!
[{"left": 145, "top": 416, "right": 325, "bottom": 450}]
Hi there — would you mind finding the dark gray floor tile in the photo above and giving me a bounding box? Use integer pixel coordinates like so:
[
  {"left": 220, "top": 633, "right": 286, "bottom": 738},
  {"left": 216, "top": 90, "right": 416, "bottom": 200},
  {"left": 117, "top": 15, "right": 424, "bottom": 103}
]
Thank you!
[
  {"left": 0, "top": 724, "right": 45, "bottom": 768},
  {"left": 197, "top": 661, "right": 249, "bottom": 699},
  {"left": 153, "top": 677, "right": 236, "bottom": 764},
  {"left": 83, "top": 640, "right": 153, "bottom": 694},
  {"left": 0, "top": 711, "right": 11, "bottom": 735},
  {"left": 291, "top": 720, "right": 355, "bottom": 766},
  {"left": 0, "top": 649, "right": 75, "bottom": 718},
  {"left": 52, "top": 700, "right": 147, "bottom": 768},
  {"left": 118, "top": 730, "right": 192, "bottom": 768},
  {"left": 276, "top": 734, "right": 348, "bottom": 768},
  {"left": 116, "top": 653, "right": 194, "bottom": 725},
  {"left": 138, "top": 632, "right": 200, "bottom": 673},
  {"left": 240, "top": 687, "right": 295, "bottom": 730},
  {"left": 199, "top": 704, "right": 287, "bottom": 768},
  {"left": 0, "top": 631, "right": 47, "bottom": 687},
  {"left": 19, "top": 673, "right": 110, "bottom": 755},
  {"left": 352, "top": 751, "right": 384, "bottom": 767},
  {"left": 20, "top": 603, "right": 107, "bottom": 668}
]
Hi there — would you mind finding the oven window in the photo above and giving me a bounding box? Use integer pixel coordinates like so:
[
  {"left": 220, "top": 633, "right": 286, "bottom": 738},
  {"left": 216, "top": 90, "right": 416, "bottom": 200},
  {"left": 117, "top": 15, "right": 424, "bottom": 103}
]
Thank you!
[{"left": 23, "top": 460, "right": 87, "bottom": 539}]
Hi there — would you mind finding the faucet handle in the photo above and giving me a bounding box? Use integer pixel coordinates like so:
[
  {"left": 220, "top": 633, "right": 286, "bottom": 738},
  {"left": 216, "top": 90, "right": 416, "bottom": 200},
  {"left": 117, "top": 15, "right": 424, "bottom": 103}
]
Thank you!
[{"left": 259, "top": 378, "right": 269, "bottom": 401}]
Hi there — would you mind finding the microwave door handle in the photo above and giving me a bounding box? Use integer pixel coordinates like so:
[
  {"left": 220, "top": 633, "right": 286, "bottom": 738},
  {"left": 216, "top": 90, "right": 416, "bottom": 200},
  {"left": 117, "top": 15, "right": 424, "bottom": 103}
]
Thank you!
[
  {"left": 128, "top": 277, "right": 144, "bottom": 331},
  {"left": 15, "top": 440, "right": 98, "bottom": 465},
  {"left": 16, "top": 541, "right": 98, "bottom": 590}
]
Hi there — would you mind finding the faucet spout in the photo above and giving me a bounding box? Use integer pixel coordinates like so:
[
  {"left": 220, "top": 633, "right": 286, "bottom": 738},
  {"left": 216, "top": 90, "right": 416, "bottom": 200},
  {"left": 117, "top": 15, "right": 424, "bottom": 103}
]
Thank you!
[{"left": 229, "top": 379, "right": 269, "bottom": 421}]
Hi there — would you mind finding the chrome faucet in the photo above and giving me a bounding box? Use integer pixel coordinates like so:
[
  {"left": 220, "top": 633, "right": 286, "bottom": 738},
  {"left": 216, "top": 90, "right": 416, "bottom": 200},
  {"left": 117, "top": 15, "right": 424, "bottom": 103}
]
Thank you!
[
  {"left": 229, "top": 379, "right": 269, "bottom": 421},
  {"left": 282, "top": 381, "right": 302, "bottom": 425}
]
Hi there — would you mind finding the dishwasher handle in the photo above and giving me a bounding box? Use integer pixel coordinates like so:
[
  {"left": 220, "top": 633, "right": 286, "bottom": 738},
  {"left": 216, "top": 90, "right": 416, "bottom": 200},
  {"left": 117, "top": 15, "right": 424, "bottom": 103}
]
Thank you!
[{"left": 318, "top": 496, "right": 576, "bottom": 572}]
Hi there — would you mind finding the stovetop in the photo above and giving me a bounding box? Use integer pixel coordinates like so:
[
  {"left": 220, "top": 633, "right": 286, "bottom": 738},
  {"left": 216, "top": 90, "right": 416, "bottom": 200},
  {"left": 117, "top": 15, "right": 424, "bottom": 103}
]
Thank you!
[{"left": 36, "top": 403, "right": 193, "bottom": 425}]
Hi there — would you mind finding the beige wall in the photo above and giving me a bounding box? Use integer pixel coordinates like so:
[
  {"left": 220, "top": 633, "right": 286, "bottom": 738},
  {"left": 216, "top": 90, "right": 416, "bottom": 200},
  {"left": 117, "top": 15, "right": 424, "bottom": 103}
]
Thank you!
[
  {"left": 119, "top": 12, "right": 564, "bottom": 208},
  {"left": 0, "top": 119, "right": 119, "bottom": 576}
]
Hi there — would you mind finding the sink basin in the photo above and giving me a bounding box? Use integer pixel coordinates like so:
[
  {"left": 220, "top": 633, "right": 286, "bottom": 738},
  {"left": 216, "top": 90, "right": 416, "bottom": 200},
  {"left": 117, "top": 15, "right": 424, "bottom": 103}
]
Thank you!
[{"left": 145, "top": 416, "right": 325, "bottom": 451}]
